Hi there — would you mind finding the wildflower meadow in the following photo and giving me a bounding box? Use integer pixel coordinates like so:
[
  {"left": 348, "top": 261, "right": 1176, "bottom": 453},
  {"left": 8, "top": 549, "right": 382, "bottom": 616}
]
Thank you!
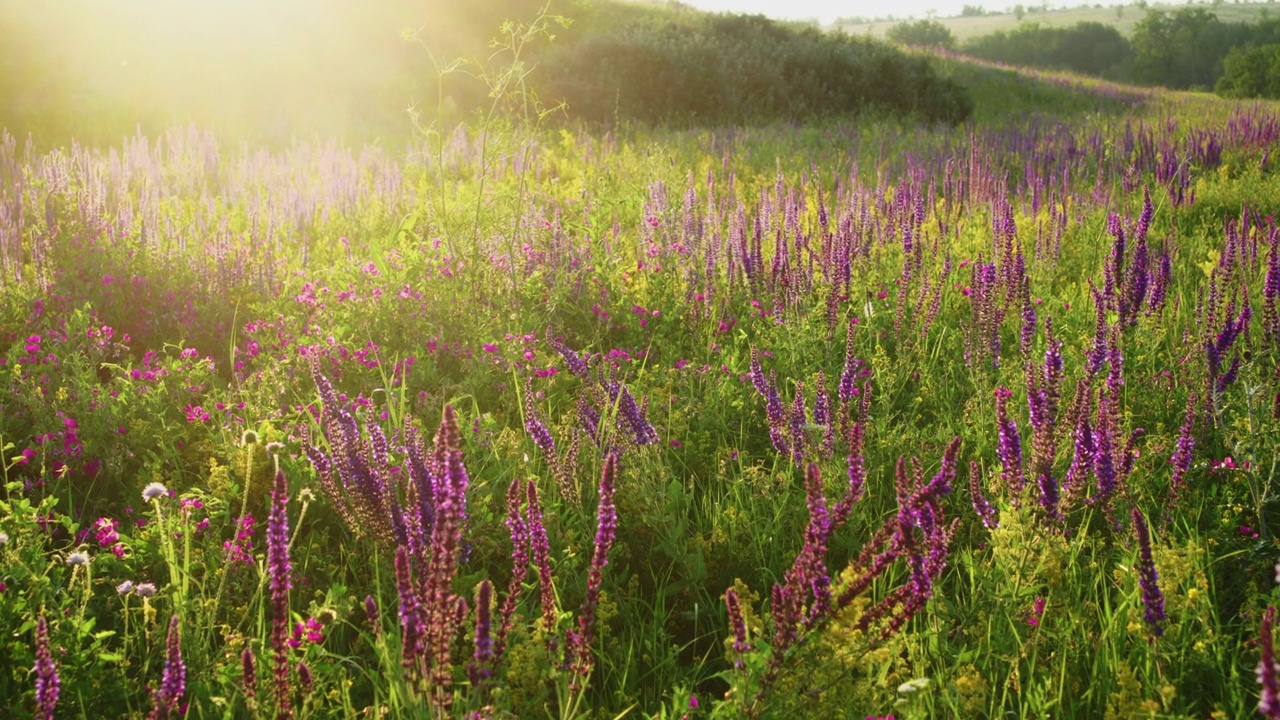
[{"left": 7, "top": 8, "right": 1280, "bottom": 719}]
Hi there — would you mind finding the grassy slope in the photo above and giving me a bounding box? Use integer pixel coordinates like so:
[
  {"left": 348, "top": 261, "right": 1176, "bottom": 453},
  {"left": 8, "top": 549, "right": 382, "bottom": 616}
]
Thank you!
[{"left": 839, "top": 1, "right": 1280, "bottom": 41}]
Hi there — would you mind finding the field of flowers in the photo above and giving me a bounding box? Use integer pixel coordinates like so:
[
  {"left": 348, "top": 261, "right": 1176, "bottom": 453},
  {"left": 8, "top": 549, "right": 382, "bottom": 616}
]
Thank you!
[{"left": 5, "top": 60, "right": 1280, "bottom": 719}]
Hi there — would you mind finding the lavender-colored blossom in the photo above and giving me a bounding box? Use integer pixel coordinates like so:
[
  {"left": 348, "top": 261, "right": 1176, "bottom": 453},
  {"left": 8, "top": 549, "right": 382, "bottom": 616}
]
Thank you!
[
  {"left": 1020, "top": 298, "right": 1036, "bottom": 356},
  {"left": 569, "top": 452, "right": 620, "bottom": 682},
  {"left": 995, "top": 387, "right": 1025, "bottom": 499},
  {"left": 394, "top": 545, "right": 423, "bottom": 675},
  {"left": 266, "top": 468, "right": 293, "bottom": 718},
  {"left": 297, "top": 661, "right": 313, "bottom": 694},
  {"left": 578, "top": 392, "right": 602, "bottom": 446},
  {"left": 725, "top": 588, "right": 750, "bottom": 668},
  {"left": 1092, "top": 401, "right": 1116, "bottom": 510},
  {"left": 364, "top": 595, "right": 380, "bottom": 632},
  {"left": 1087, "top": 284, "right": 1109, "bottom": 376},
  {"left": 813, "top": 371, "right": 834, "bottom": 458},
  {"left": 1169, "top": 393, "right": 1196, "bottom": 505},
  {"left": 764, "top": 371, "right": 790, "bottom": 457},
  {"left": 789, "top": 382, "right": 807, "bottom": 465},
  {"left": 1037, "top": 473, "right": 1061, "bottom": 523},
  {"left": 546, "top": 328, "right": 588, "bottom": 378},
  {"left": 525, "top": 404, "right": 556, "bottom": 459},
  {"left": 422, "top": 405, "right": 470, "bottom": 689},
  {"left": 142, "top": 482, "right": 168, "bottom": 502},
  {"left": 150, "top": 615, "right": 186, "bottom": 719},
  {"left": 969, "top": 461, "right": 999, "bottom": 529},
  {"left": 1261, "top": 606, "right": 1280, "bottom": 718},
  {"left": 242, "top": 644, "right": 258, "bottom": 698},
  {"left": 469, "top": 579, "right": 494, "bottom": 689},
  {"left": 832, "top": 420, "right": 867, "bottom": 526},
  {"left": 497, "top": 479, "right": 529, "bottom": 659},
  {"left": 34, "top": 615, "right": 58, "bottom": 720},
  {"left": 526, "top": 480, "right": 556, "bottom": 634},
  {"left": 749, "top": 346, "right": 770, "bottom": 397},
  {"left": 838, "top": 318, "right": 863, "bottom": 405},
  {"left": 1131, "top": 507, "right": 1165, "bottom": 636}
]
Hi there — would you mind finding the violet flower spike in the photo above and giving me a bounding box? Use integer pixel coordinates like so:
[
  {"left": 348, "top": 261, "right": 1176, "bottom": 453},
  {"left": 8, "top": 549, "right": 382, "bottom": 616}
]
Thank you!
[
  {"left": 1259, "top": 606, "right": 1280, "bottom": 718},
  {"left": 1131, "top": 507, "right": 1165, "bottom": 636},
  {"left": 1169, "top": 393, "right": 1196, "bottom": 505},
  {"left": 969, "top": 461, "right": 999, "bottom": 529},
  {"left": 152, "top": 614, "right": 186, "bottom": 719},
  {"left": 394, "top": 545, "right": 423, "bottom": 675},
  {"left": 266, "top": 468, "right": 293, "bottom": 718},
  {"left": 33, "top": 615, "right": 58, "bottom": 720},
  {"left": 526, "top": 480, "right": 557, "bottom": 634},
  {"left": 469, "top": 579, "right": 494, "bottom": 689},
  {"left": 725, "top": 588, "right": 750, "bottom": 669},
  {"left": 242, "top": 644, "right": 258, "bottom": 698},
  {"left": 571, "top": 452, "right": 620, "bottom": 681}
]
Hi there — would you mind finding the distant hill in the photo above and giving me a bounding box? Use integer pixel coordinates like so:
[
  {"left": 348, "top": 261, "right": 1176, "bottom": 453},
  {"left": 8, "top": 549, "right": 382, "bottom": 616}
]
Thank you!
[{"left": 837, "top": 1, "right": 1280, "bottom": 41}]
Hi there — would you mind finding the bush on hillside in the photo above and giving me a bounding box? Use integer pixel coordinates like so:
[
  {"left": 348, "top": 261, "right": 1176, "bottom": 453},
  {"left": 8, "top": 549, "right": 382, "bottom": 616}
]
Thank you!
[
  {"left": 1215, "top": 43, "right": 1280, "bottom": 98},
  {"left": 963, "top": 21, "right": 1133, "bottom": 78},
  {"left": 536, "top": 13, "right": 973, "bottom": 127},
  {"left": 887, "top": 19, "right": 957, "bottom": 49}
]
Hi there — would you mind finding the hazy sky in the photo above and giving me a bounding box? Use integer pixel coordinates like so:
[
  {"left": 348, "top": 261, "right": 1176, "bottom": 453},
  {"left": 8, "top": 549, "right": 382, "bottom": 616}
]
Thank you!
[{"left": 677, "top": 0, "right": 1004, "bottom": 23}]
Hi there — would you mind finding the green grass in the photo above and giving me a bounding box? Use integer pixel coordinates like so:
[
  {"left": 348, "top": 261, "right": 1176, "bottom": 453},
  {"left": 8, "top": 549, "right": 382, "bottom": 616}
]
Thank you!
[{"left": 5, "top": 46, "right": 1280, "bottom": 720}]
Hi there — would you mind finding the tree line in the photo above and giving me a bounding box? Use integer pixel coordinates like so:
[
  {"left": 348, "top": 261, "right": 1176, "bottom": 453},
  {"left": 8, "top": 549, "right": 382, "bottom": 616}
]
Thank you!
[{"left": 887, "top": 9, "right": 1280, "bottom": 98}]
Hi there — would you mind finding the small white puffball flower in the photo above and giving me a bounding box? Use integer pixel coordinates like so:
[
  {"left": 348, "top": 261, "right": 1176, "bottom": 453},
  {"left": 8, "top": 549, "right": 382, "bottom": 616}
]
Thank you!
[{"left": 142, "top": 483, "right": 168, "bottom": 502}]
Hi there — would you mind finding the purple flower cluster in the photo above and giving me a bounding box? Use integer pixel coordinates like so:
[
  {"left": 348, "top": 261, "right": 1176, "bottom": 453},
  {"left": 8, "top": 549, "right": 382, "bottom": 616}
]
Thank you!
[
  {"left": 744, "top": 439, "right": 961, "bottom": 704},
  {"left": 148, "top": 615, "right": 186, "bottom": 720},
  {"left": 1131, "top": 508, "right": 1165, "bottom": 636},
  {"left": 567, "top": 452, "right": 620, "bottom": 685},
  {"left": 1168, "top": 393, "right": 1197, "bottom": 507},
  {"left": 266, "top": 467, "right": 293, "bottom": 718},
  {"left": 964, "top": 259, "right": 1002, "bottom": 370},
  {"left": 1260, "top": 606, "right": 1280, "bottom": 718},
  {"left": 724, "top": 588, "right": 750, "bottom": 669},
  {"left": 468, "top": 579, "right": 494, "bottom": 690},
  {"left": 969, "top": 460, "right": 999, "bottom": 529},
  {"left": 33, "top": 615, "right": 58, "bottom": 720},
  {"left": 994, "top": 387, "right": 1025, "bottom": 501}
]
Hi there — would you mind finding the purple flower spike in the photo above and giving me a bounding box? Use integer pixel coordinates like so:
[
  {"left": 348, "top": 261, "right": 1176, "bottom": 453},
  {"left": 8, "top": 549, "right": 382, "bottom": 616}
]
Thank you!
[
  {"left": 527, "top": 480, "right": 557, "bottom": 634},
  {"left": 569, "top": 453, "right": 620, "bottom": 684},
  {"left": 725, "top": 588, "right": 750, "bottom": 669},
  {"left": 469, "top": 579, "right": 494, "bottom": 689},
  {"left": 1260, "top": 606, "right": 1280, "bottom": 718},
  {"left": 1131, "top": 507, "right": 1165, "bottom": 636},
  {"left": 394, "top": 545, "right": 423, "bottom": 676},
  {"left": 242, "top": 644, "right": 258, "bottom": 698},
  {"left": 995, "top": 387, "right": 1025, "bottom": 500},
  {"left": 151, "top": 615, "right": 186, "bottom": 719},
  {"left": 1169, "top": 393, "right": 1197, "bottom": 507},
  {"left": 34, "top": 615, "right": 58, "bottom": 720},
  {"left": 266, "top": 468, "right": 293, "bottom": 718},
  {"left": 970, "top": 461, "right": 999, "bottom": 529}
]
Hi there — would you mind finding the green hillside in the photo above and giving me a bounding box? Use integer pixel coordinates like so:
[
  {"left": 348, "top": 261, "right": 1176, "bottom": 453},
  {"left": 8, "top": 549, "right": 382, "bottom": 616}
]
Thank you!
[{"left": 839, "top": 1, "right": 1280, "bottom": 41}]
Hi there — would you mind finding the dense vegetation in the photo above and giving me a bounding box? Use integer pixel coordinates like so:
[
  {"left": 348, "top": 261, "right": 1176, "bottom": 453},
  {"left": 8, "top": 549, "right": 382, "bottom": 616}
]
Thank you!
[
  {"left": 540, "top": 13, "right": 972, "bottom": 127},
  {"left": 961, "top": 21, "right": 1133, "bottom": 78},
  {"left": 889, "top": 6, "right": 1280, "bottom": 99},
  {"left": 9, "top": 1, "right": 1280, "bottom": 719}
]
